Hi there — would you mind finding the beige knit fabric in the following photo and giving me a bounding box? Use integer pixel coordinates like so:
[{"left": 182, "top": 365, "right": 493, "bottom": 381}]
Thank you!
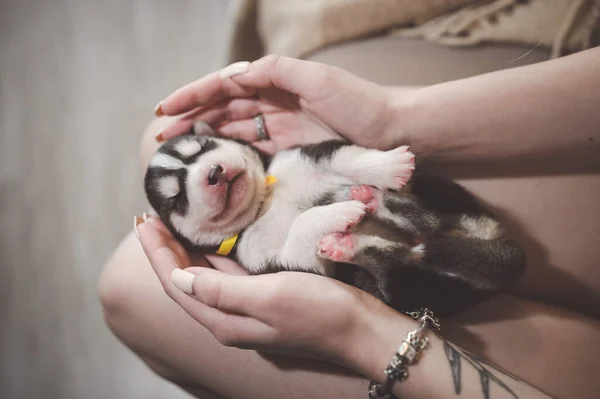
[
  {"left": 222, "top": 0, "right": 599, "bottom": 63},
  {"left": 257, "top": 0, "right": 477, "bottom": 58},
  {"left": 393, "top": 0, "right": 600, "bottom": 58},
  {"left": 222, "top": 0, "right": 479, "bottom": 63}
]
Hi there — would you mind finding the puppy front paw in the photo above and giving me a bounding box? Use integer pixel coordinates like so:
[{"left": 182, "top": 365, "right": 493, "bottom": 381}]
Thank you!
[
  {"left": 317, "top": 232, "right": 355, "bottom": 262},
  {"left": 324, "top": 200, "right": 367, "bottom": 232},
  {"left": 356, "top": 146, "right": 415, "bottom": 191},
  {"left": 379, "top": 146, "right": 415, "bottom": 190}
]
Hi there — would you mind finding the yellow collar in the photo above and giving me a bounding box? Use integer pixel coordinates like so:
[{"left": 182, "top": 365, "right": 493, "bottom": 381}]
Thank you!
[{"left": 216, "top": 175, "right": 277, "bottom": 256}]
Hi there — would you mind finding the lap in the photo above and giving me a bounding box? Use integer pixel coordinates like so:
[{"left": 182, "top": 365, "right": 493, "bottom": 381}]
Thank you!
[
  {"left": 447, "top": 167, "right": 600, "bottom": 316},
  {"left": 305, "top": 35, "right": 551, "bottom": 86},
  {"left": 100, "top": 232, "right": 600, "bottom": 399}
]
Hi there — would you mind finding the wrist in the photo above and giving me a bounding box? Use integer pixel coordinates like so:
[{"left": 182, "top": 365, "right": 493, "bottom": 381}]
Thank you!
[
  {"left": 342, "top": 293, "right": 419, "bottom": 382},
  {"left": 386, "top": 86, "right": 439, "bottom": 159},
  {"left": 383, "top": 86, "right": 419, "bottom": 151}
]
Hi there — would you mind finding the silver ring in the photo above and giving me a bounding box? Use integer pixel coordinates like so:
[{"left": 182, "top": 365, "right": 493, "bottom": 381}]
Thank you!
[{"left": 253, "top": 113, "right": 269, "bottom": 141}]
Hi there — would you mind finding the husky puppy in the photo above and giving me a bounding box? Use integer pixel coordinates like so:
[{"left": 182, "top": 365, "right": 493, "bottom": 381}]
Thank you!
[{"left": 144, "top": 126, "right": 525, "bottom": 316}]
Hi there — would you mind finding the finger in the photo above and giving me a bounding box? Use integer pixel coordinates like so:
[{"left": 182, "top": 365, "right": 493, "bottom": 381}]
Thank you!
[
  {"left": 137, "top": 219, "right": 190, "bottom": 287},
  {"left": 217, "top": 116, "right": 278, "bottom": 153},
  {"left": 155, "top": 118, "right": 194, "bottom": 142},
  {"left": 172, "top": 267, "right": 269, "bottom": 316},
  {"left": 157, "top": 105, "right": 228, "bottom": 142},
  {"left": 174, "top": 292, "right": 276, "bottom": 347},
  {"left": 203, "top": 255, "right": 249, "bottom": 276},
  {"left": 252, "top": 140, "right": 277, "bottom": 154},
  {"left": 189, "top": 252, "right": 214, "bottom": 268},
  {"left": 216, "top": 118, "right": 263, "bottom": 142},
  {"left": 145, "top": 216, "right": 191, "bottom": 268},
  {"left": 157, "top": 71, "right": 256, "bottom": 117},
  {"left": 218, "top": 110, "right": 283, "bottom": 142},
  {"left": 211, "top": 97, "right": 263, "bottom": 124},
  {"left": 144, "top": 216, "right": 216, "bottom": 270},
  {"left": 230, "top": 55, "right": 339, "bottom": 102},
  {"left": 143, "top": 213, "right": 171, "bottom": 234},
  {"left": 218, "top": 110, "right": 303, "bottom": 142}
]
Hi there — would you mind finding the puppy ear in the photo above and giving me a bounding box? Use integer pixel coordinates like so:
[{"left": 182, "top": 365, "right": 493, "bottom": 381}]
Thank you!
[{"left": 192, "top": 121, "right": 217, "bottom": 136}]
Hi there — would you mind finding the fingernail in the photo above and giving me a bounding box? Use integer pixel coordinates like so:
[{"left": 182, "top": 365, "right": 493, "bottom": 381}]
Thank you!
[
  {"left": 171, "top": 268, "right": 195, "bottom": 294},
  {"left": 155, "top": 129, "right": 165, "bottom": 143},
  {"left": 219, "top": 61, "right": 250, "bottom": 80},
  {"left": 133, "top": 215, "right": 144, "bottom": 240},
  {"left": 154, "top": 101, "right": 164, "bottom": 117}
]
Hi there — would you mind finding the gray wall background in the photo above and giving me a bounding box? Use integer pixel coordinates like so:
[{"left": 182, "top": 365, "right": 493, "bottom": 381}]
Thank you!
[{"left": 0, "top": 1, "right": 232, "bottom": 397}]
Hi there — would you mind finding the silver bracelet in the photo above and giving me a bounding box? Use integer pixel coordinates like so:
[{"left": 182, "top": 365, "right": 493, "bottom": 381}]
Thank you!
[{"left": 368, "top": 308, "right": 441, "bottom": 399}]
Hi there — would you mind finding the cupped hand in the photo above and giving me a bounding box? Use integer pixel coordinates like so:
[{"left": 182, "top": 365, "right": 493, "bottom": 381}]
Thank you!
[
  {"left": 153, "top": 55, "right": 403, "bottom": 153},
  {"left": 135, "top": 215, "right": 381, "bottom": 367}
]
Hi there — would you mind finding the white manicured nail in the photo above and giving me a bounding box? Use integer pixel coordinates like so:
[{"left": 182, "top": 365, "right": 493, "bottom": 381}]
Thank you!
[
  {"left": 133, "top": 215, "right": 144, "bottom": 240},
  {"left": 219, "top": 61, "right": 250, "bottom": 79},
  {"left": 171, "top": 269, "right": 195, "bottom": 294}
]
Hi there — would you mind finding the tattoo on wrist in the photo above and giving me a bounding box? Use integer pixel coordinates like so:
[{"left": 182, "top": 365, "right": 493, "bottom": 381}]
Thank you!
[{"left": 443, "top": 341, "right": 519, "bottom": 399}]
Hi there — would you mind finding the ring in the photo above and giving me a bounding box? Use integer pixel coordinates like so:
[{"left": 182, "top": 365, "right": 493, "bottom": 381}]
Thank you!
[{"left": 253, "top": 113, "right": 269, "bottom": 141}]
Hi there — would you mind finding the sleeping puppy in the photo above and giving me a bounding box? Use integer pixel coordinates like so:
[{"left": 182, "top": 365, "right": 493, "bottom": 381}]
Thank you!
[{"left": 144, "top": 125, "right": 526, "bottom": 316}]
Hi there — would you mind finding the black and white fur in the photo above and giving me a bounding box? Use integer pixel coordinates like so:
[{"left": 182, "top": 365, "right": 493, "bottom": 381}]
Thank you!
[{"left": 145, "top": 127, "right": 526, "bottom": 316}]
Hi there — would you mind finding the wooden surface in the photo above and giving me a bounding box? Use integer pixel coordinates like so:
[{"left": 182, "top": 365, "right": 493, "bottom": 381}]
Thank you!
[{"left": 0, "top": 1, "right": 231, "bottom": 398}]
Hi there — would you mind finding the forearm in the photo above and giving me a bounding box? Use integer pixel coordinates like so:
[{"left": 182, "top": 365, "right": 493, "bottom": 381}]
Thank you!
[
  {"left": 347, "top": 304, "right": 552, "bottom": 399},
  {"left": 389, "top": 47, "right": 600, "bottom": 163}
]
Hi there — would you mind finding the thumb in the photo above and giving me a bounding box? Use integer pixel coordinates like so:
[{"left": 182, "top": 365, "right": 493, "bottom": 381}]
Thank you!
[{"left": 172, "top": 267, "right": 265, "bottom": 317}]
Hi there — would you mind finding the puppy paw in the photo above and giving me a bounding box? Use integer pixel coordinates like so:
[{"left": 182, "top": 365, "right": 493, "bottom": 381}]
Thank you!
[
  {"left": 348, "top": 185, "right": 379, "bottom": 213},
  {"left": 325, "top": 200, "right": 367, "bottom": 232},
  {"left": 381, "top": 146, "right": 415, "bottom": 190},
  {"left": 317, "top": 233, "right": 355, "bottom": 262},
  {"left": 358, "top": 146, "right": 415, "bottom": 191}
]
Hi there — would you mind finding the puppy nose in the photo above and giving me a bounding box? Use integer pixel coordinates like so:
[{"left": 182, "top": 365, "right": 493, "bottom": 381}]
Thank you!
[{"left": 208, "top": 165, "right": 224, "bottom": 185}]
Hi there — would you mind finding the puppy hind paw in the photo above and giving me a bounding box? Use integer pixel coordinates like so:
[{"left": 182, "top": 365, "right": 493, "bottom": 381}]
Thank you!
[
  {"left": 348, "top": 185, "right": 379, "bottom": 213},
  {"left": 317, "top": 233, "right": 355, "bottom": 262}
]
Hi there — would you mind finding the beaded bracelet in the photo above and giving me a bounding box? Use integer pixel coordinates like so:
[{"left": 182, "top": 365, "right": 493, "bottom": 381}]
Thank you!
[{"left": 368, "top": 308, "right": 441, "bottom": 399}]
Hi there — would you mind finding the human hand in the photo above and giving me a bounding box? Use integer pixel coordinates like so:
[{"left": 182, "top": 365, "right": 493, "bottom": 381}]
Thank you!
[
  {"left": 134, "top": 214, "right": 394, "bottom": 370},
  {"left": 153, "top": 55, "right": 405, "bottom": 153}
]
